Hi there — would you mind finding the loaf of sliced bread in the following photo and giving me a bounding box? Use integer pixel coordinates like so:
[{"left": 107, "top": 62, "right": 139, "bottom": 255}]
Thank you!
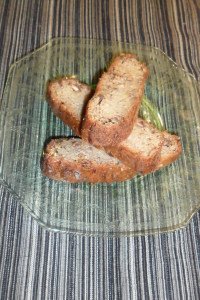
[
  {"left": 47, "top": 77, "right": 93, "bottom": 135},
  {"left": 81, "top": 53, "right": 149, "bottom": 147},
  {"left": 42, "top": 138, "right": 136, "bottom": 183}
]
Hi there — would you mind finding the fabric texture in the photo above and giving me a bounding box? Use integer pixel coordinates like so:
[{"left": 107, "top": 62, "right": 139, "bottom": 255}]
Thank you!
[{"left": 0, "top": 0, "right": 200, "bottom": 298}]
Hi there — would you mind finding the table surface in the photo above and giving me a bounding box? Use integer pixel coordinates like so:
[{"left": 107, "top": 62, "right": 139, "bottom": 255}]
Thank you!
[{"left": 0, "top": 0, "right": 200, "bottom": 299}]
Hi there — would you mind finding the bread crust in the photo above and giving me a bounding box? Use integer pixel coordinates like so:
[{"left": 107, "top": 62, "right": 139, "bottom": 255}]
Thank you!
[
  {"left": 42, "top": 138, "right": 136, "bottom": 183},
  {"left": 82, "top": 54, "right": 149, "bottom": 147}
]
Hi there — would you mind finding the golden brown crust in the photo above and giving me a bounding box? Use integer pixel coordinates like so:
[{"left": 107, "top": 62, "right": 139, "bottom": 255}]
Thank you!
[
  {"left": 81, "top": 54, "right": 149, "bottom": 147},
  {"left": 42, "top": 139, "right": 136, "bottom": 183},
  {"left": 46, "top": 77, "right": 182, "bottom": 178}
]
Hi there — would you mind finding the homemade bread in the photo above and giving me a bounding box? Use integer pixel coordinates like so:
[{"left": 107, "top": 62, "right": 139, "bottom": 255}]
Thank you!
[
  {"left": 47, "top": 77, "right": 163, "bottom": 173},
  {"left": 46, "top": 72, "right": 182, "bottom": 177},
  {"left": 81, "top": 53, "right": 149, "bottom": 147}
]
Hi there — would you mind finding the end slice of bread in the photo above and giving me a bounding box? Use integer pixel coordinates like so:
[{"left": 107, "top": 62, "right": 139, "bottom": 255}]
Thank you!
[
  {"left": 47, "top": 77, "right": 93, "bottom": 135},
  {"left": 81, "top": 53, "right": 149, "bottom": 147},
  {"left": 42, "top": 138, "right": 136, "bottom": 183}
]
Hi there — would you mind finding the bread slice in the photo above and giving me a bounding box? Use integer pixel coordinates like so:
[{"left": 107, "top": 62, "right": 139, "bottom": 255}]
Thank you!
[
  {"left": 81, "top": 53, "right": 149, "bottom": 147},
  {"left": 47, "top": 77, "right": 93, "bottom": 135},
  {"left": 42, "top": 138, "right": 136, "bottom": 183},
  {"left": 106, "top": 118, "right": 164, "bottom": 174},
  {"left": 42, "top": 133, "right": 182, "bottom": 183}
]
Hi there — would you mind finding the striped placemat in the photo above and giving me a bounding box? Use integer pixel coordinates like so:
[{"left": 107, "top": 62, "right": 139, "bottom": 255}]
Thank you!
[{"left": 0, "top": 0, "right": 199, "bottom": 298}]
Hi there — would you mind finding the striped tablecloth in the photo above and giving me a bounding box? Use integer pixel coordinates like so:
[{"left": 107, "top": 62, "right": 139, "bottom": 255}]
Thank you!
[{"left": 0, "top": 0, "right": 200, "bottom": 298}]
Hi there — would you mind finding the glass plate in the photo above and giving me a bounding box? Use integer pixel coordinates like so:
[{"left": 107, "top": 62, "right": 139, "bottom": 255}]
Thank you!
[{"left": 0, "top": 37, "right": 200, "bottom": 236}]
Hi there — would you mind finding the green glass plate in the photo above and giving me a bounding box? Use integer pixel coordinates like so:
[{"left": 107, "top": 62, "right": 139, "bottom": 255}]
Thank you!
[{"left": 0, "top": 37, "right": 200, "bottom": 236}]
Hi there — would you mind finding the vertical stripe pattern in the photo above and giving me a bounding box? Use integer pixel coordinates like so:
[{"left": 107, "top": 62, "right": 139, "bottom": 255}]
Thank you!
[{"left": 0, "top": 0, "right": 200, "bottom": 299}]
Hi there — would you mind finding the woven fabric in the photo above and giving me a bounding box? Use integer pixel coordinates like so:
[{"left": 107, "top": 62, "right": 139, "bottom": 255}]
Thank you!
[{"left": 0, "top": 0, "right": 200, "bottom": 298}]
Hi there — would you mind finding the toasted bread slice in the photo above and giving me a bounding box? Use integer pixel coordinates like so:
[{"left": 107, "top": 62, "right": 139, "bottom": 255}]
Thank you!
[
  {"left": 42, "top": 138, "right": 135, "bottom": 183},
  {"left": 81, "top": 53, "right": 149, "bottom": 147},
  {"left": 47, "top": 77, "right": 93, "bottom": 135}
]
